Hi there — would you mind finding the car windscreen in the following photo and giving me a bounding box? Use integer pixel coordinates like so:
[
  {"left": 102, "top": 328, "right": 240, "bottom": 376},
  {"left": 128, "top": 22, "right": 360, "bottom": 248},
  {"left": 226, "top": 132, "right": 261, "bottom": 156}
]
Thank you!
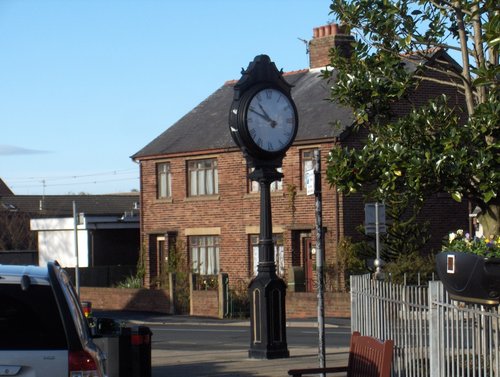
[{"left": 0, "top": 283, "right": 68, "bottom": 350}]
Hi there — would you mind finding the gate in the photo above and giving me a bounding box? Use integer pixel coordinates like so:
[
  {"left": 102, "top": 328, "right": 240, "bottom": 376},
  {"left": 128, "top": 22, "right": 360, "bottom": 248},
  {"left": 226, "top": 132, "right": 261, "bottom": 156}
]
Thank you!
[{"left": 223, "top": 277, "right": 250, "bottom": 319}]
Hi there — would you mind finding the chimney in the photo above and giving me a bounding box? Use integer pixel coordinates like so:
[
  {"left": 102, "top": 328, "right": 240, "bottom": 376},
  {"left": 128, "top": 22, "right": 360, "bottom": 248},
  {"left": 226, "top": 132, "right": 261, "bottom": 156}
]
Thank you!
[{"left": 309, "top": 24, "right": 354, "bottom": 69}]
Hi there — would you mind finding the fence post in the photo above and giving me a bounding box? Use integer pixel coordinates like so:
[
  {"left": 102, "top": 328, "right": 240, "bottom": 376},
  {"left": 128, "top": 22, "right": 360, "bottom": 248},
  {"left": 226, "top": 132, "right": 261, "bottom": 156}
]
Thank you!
[
  {"left": 429, "top": 281, "right": 440, "bottom": 377},
  {"left": 350, "top": 275, "right": 356, "bottom": 333},
  {"left": 218, "top": 273, "right": 228, "bottom": 319}
]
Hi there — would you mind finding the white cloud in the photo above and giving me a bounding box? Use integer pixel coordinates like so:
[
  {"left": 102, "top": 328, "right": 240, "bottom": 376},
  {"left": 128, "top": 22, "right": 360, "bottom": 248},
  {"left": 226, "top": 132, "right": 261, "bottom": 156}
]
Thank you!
[{"left": 0, "top": 144, "right": 50, "bottom": 155}]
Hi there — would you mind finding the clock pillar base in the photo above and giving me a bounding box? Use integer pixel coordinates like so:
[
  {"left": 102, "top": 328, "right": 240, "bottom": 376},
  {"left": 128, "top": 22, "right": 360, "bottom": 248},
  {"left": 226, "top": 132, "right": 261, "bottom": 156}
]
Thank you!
[{"left": 248, "top": 265, "right": 289, "bottom": 360}]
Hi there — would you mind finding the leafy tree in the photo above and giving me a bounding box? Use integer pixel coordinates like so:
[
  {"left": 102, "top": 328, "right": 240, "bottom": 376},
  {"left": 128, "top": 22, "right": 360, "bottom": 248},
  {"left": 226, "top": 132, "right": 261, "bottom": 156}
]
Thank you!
[
  {"left": 384, "top": 251, "right": 436, "bottom": 285},
  {"left": 324, "top": 0, "right": 499, "bottom": 238},
  {"left": 0, "top": 211, "right": 37, "bottom": 251}
]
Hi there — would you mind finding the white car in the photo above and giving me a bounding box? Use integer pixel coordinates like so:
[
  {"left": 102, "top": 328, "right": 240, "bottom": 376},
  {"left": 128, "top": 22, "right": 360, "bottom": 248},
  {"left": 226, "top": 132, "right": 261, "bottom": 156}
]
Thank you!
[{"left": 0, "top": 261, "right": 106, "bottom": 377}]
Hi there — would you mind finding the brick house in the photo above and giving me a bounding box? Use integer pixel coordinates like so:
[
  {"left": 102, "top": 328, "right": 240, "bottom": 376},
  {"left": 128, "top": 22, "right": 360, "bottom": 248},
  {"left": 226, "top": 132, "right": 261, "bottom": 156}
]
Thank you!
[{"left": 132, "top": 24, "right": 469, "bottom": 291}]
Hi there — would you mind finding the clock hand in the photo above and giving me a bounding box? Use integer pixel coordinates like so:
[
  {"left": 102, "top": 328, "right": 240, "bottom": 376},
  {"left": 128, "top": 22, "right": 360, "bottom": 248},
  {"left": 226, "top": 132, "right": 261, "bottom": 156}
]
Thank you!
[
  {"left": 258, "top": 104, "right": 278, "bottom": 128},
  {"left": 258, "top": 104, "right": 273, "bottom": 122},
  {"left": 249, "top": 108, "right": 273, "bottom": 124}
]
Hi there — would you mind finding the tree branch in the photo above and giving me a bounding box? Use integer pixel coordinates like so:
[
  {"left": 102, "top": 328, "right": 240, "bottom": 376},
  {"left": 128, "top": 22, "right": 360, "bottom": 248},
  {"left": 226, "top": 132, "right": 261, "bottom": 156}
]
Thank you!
[
  {"left": 427, "top": 0, "right": 473, "bottom": 15},
  {"left": 453, "top": 1, "right": 476, "bottom": 115},
  {"left": 471, "top": 2, "right": 487, "bottom": 104},
  {"left": 411, "top": 41, "right": 463, "bottom": 53},
  {"left": 414, "top": 74, "right": 466, "bottom": 93}
]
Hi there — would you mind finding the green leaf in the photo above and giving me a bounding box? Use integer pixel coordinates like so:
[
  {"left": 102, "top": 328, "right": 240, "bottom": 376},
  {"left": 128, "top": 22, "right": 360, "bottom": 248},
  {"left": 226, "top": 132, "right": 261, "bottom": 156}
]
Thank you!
[
  {"left": 451, "top": 192, "right": 462, "bottom": 202},
  {"left": 483, "top": 190, "right": 496, "bottom": 203}
]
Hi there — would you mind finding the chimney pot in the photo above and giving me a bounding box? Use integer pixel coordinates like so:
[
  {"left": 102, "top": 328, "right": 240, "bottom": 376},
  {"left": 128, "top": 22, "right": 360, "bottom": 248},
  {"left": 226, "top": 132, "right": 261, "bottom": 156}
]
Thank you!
[{"left": 309, "top": 24, "right": 354, "bottom": 68}]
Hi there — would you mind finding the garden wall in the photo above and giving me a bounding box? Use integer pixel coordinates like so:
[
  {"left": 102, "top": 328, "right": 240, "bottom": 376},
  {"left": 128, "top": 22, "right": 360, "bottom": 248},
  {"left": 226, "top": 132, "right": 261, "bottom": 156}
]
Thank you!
[
  {"left": 80, "top": 287, "right": 171, "bottom": 313},
  {"left": 191, "top": 290, "right": 220, "bottom": 318},
  {"left": 80, "top": 286, "right": 350, "bottom": 319},
  {"left": 286, "top": 292, "right": 350, "bottom": 318}
]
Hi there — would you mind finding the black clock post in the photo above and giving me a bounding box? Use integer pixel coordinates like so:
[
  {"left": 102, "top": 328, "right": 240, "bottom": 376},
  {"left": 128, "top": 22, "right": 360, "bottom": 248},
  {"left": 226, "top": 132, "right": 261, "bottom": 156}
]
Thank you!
[
  {"left": 228, "top": 55, "right": 298, "bottom": 359},
  {"left": 247, "top": 161, "right": 289, "bottom": 359}
]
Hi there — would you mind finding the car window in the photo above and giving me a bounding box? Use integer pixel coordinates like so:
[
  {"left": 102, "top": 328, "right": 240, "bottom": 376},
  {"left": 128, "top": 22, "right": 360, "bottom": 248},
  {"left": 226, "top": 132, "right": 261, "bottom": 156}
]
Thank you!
[{"left": 0, "top": 284, "right": 68, "bottom": 350}]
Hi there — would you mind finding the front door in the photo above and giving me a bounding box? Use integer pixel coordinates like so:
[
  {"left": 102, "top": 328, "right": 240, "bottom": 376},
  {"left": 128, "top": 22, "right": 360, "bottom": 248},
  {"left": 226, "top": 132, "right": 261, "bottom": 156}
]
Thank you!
[{"left": 304, "top": 237, "right": 314, "bottom": 292}]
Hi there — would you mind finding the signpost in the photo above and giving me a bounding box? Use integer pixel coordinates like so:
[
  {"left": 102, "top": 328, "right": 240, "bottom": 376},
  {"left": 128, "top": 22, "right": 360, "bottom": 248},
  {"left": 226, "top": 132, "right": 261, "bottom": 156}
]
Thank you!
[
  {"left": 365, "top": 203, "right": 386, "bottom": 279},
  {"left": 313, "top": 150, "right": 326, "bottom": 374}
]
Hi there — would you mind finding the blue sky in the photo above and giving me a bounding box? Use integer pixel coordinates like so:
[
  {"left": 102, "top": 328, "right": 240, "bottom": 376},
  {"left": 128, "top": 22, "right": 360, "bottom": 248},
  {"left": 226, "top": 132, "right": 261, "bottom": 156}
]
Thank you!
[{"left": 0, "top": 0, "right": 333, "bottom": 195}]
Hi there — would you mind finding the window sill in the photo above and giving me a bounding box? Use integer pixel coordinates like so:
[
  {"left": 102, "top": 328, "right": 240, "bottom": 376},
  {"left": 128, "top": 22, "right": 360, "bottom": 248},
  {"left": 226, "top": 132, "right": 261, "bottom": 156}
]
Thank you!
[
  {"left": 184, "top": 195, "right": 220, "bottom": 202},
  {"left": 244, "top": 191, "right": 284, "bottom": 199},
  {"left": 155, "top": 197, "right": 173, "bottom": 203},
  {"left": 296, "top": 190, "right": 313, "bottom": 197}
]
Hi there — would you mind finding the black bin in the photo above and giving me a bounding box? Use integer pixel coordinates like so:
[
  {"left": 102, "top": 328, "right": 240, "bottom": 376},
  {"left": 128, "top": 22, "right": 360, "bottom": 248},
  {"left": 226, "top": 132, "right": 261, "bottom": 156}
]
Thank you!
[{"left": 119, "top": 326, "right": 152, "bottom": 377}]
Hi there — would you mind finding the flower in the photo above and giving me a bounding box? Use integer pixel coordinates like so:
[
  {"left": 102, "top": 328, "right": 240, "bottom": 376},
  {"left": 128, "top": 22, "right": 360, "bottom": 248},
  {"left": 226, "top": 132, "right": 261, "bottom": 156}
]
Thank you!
[{"left": 443, "top": 229, "right": 500, "bottom": 258}]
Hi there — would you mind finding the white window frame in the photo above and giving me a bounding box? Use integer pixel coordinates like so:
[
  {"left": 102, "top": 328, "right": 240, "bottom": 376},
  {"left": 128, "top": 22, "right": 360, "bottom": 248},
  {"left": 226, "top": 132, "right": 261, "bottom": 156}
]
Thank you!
[
  {"left": 189, "top": 235, "right": 220, "bottom": 275},
  {"left": 187, "top": 159, "right": 218, "bottom": 197},
  {"left": 157, "top": 162, "right": 172, "bottom": 199},
  {"left": 250, "top": 234, "right": 284, "bottom": 277},
  {"left": 301, "top": 149, "right": 317, "bottom": 190}
]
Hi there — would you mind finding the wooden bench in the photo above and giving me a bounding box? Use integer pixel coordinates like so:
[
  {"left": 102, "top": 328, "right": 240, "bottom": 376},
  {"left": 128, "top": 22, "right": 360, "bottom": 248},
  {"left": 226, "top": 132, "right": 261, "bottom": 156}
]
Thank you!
[{"left": 288, "top": 331, "right": 394, "bottom": 377}]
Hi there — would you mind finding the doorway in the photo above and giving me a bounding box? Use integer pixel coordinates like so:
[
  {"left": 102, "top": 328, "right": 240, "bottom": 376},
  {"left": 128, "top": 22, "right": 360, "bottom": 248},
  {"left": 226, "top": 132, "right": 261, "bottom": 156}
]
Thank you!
[{"left": 303, "top": 237, "right": 314, "bottom": 292}]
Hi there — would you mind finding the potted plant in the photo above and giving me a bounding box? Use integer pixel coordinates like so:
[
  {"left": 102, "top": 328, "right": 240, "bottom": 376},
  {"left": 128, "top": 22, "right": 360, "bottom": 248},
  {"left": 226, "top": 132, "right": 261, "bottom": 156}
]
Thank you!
[{"left": 436, "top": 230, "right": 500, "bottom": 305}]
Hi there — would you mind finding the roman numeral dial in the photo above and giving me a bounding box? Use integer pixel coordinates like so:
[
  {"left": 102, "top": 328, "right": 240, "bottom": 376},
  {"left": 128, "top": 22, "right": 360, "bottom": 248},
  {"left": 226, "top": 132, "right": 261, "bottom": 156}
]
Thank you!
[{"left": 245, "top": 88, "right": 297, "bottom": 153}]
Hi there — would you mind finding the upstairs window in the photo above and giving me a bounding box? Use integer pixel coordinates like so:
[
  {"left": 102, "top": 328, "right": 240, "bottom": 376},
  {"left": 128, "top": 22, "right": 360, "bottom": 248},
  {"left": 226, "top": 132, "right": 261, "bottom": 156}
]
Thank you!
[
  {"left": 301, "top": 149, "right": 318, "bottom": 190},
  {"left": 157, "top": 162, "right": 172, "bottom": 199},
  {"left": 188, "top": 159, "right": 218, "bottom": 197},
  {"left": 249, "top": 167, "right": 283, "bottom": 193}
]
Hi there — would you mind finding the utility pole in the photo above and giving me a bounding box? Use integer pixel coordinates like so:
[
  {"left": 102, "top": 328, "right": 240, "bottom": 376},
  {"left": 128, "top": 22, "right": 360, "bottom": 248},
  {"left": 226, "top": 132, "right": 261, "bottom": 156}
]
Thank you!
[{"left": 73, "top": 201, "right": 80, "bottom": 297}]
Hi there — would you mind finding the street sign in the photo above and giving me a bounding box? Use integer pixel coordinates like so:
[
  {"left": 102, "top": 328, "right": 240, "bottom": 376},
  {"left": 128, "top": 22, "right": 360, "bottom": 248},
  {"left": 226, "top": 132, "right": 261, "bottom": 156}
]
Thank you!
[{"left": 365, "top": 203, "right": 386, "bottom": 234}]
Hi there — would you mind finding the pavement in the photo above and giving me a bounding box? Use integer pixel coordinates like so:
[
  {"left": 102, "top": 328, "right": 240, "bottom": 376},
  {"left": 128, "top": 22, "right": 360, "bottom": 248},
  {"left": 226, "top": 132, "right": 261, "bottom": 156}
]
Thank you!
[
  {"left": 95, "top": 310, "right": 351, "bottom": 328},
  {"left": 94, "top": 311, "right": 351, "bottom": 377}
]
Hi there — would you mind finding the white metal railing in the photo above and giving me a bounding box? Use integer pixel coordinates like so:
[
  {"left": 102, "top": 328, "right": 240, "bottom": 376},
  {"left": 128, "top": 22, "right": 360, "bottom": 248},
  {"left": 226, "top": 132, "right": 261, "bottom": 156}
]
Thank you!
[{"left": 350, "top": 274, "right": 500, "bottom": 377}]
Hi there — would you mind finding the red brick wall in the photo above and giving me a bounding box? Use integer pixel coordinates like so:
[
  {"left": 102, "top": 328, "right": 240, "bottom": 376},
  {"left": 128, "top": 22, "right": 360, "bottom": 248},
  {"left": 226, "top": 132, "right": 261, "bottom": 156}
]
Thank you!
[
  {"left": 138, "top": 143, "right": 343, "bottom": 289},
  {"left": 191, "top": 290, "right": 219, "bottom": 318},
  {"left": 79, "top": 286, "right": 350, "bottom": 319},
  {"left": 139, "top": 140, "right": 469, "bottom": 290},
  {"left": 287, "top": 292, "right": 350, "bottom": 318},
  {"left": 80, "top": 287, "right": 171, "bottom": 313}
]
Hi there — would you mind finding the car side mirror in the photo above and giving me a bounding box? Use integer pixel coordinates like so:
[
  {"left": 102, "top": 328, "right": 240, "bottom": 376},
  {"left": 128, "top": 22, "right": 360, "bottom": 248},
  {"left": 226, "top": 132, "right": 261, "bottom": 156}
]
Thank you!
[{"left": 89, "top": 317, "right": 121, "bottom": 337}]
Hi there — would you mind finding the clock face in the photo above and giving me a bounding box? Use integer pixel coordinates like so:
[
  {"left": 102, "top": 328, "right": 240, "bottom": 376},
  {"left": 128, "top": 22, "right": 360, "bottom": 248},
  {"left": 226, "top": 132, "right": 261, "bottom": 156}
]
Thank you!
[{"left": 244, "top": 88, "right": 297, "bottom": 153}]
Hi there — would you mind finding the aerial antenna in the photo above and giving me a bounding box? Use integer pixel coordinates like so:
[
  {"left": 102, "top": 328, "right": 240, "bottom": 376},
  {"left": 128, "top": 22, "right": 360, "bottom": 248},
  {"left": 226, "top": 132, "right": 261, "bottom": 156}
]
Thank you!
[{"left": 298, "top": 37, "right": 309, "bottom": 54}]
